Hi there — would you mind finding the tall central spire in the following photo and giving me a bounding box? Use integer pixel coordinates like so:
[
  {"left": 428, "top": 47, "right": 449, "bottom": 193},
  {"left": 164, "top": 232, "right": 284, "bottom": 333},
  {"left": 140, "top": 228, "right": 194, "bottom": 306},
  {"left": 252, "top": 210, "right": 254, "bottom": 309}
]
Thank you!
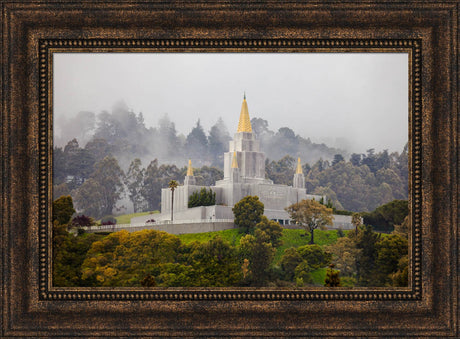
[
  {"left": 237, "top": 94, "right": 252, "bottom": 133},
  {"left": 295, "top": 158, "right": 303, "bottom": 174}
]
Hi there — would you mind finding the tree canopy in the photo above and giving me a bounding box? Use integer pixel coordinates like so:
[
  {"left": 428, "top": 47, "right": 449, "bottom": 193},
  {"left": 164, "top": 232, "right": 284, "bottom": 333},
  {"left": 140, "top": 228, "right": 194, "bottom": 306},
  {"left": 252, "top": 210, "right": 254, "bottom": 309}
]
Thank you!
[
  {"left": 72, "top": 156, "right": 124, "bottom": 218},
  {"left": 362, "top": 199, "right": 408, "bottom": 232},
  {"left": 239, "top": 229, "right": 275, "bottom": 286},
  {"left": 81, "top": 230, "right": 182, "bottom": 286},
  {"left": 52, "top": 195, "right": 75, "bottom": 225},
  {"left": 125, "top": 158, "right": 145, "bottom": 213},
  {"left": 286, "top": 199, "right": 334, "bottom": 244},
  {"left": 232, "top": 196, "right": 264, "bottom": 234}
]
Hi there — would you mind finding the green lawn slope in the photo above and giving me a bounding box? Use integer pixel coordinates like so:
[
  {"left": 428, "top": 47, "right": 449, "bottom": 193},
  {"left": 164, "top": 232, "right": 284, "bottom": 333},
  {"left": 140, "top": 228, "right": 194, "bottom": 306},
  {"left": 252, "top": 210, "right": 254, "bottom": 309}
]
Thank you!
[
  {"left": 110, "top": 211, "right": 158, "bottom": 224},
  {"left": 273, "top": 228, "right": 345, "bottom": 264}
]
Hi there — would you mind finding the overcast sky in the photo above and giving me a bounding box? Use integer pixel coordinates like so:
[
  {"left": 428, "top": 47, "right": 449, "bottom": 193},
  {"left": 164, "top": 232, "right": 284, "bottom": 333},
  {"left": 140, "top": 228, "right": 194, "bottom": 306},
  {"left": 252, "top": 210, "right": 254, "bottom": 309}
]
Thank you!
[{"left": 54, "top": 53, "right": 408, "bottom": 153}]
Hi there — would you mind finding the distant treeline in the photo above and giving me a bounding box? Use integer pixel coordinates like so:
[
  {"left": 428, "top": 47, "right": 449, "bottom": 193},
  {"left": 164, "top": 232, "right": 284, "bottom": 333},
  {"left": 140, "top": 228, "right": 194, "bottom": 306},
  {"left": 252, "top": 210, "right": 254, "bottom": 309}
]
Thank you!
[
  {"left": 54, "top": 101, "right": 344, "bottom": 169},
  {"left": 266, "top": 148, "right": 408, "bottom": 213}
]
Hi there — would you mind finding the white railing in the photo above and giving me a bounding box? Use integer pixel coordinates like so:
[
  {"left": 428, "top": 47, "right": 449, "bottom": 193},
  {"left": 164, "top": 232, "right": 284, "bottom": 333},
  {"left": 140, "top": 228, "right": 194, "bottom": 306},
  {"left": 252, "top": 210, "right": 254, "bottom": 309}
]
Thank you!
[{"left": 83, "top": 219, "right": 234, "bottom": 232}]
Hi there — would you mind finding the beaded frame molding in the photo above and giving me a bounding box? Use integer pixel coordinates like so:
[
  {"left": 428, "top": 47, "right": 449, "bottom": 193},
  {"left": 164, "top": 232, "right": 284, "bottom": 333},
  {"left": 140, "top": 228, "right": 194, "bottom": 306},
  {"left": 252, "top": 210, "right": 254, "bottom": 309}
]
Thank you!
[{"left": 2, "top": 1, "right": 458, "bottom": 337}]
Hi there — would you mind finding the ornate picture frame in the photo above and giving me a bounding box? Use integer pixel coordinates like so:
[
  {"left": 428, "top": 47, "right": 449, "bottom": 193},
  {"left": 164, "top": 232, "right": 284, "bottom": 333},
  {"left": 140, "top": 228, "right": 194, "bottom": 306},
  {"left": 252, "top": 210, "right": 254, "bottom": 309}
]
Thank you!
[{"left": 1, "top": 1, "right": 458, "bottom": 337}]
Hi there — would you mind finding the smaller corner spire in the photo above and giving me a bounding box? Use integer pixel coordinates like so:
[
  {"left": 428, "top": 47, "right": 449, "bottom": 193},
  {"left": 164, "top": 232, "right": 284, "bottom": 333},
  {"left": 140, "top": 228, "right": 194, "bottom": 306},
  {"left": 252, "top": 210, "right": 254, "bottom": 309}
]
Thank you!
[
  {"left": 231, "top": 152, "right": 239, "bottom": 168},
  {"left": 295, "top": 157, "right": 303, "bottom": 174},
  {"left": 187, "top": 159, "right": 193, "bottom": 176}
]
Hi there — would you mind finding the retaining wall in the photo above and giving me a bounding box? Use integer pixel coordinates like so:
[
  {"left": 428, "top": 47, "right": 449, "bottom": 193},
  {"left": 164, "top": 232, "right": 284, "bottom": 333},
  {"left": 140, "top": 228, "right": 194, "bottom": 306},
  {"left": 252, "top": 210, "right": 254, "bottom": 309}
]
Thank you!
[{"left": 85, "top": 221, "right": 235, "bottom": 235}]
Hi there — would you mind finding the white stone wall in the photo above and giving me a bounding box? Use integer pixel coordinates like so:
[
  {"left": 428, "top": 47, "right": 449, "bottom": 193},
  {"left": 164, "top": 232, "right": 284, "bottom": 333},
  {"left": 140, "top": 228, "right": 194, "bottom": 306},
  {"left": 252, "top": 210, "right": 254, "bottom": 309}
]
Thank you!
[
  {"left": 131, "top": 205, "right": 235, "bottom": 225},
  {"left": 88, "top": 221, "right": 236, "bottom": 235}
]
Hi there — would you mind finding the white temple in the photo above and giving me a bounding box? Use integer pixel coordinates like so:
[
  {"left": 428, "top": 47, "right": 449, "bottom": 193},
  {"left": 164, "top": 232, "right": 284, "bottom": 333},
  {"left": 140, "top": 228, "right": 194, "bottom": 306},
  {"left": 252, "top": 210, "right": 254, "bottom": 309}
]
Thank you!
[{"left": 133, "top": 95, "right": 328, "bottom": 227}]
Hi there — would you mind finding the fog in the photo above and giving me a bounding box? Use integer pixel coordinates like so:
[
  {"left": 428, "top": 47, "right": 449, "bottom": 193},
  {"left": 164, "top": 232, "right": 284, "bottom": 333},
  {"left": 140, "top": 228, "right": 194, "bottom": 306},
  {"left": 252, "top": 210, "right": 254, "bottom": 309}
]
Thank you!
[{"left": 54, "top": 53, "right": 408, "bottom": 154}]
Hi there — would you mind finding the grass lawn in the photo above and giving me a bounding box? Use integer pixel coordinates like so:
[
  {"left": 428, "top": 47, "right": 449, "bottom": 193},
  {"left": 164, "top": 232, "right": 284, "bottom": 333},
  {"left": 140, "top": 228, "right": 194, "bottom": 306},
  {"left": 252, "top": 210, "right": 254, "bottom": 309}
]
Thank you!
[
  {"left": 273, "top": 228, "right": 345, "bottom": 264},
  {"left": 310, "top": 268, "right": 327, "bottom": 286},
  {"left": 112, "top": 211, "right": 158, "bottom": 224}
]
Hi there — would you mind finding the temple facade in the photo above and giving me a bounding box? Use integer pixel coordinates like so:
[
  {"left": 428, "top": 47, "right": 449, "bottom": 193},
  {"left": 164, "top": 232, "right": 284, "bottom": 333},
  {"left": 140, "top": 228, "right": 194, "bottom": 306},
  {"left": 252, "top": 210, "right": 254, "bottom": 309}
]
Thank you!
[{"left": 133, "top": 95, "right": 328, "bottom": 227}]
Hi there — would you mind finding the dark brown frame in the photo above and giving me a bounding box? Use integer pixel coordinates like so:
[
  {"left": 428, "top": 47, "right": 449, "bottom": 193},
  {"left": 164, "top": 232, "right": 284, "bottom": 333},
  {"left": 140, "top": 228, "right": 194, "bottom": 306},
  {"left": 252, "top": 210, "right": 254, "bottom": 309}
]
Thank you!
[{"left": 1, "top": 1, "right": 458, "bottom": 337}]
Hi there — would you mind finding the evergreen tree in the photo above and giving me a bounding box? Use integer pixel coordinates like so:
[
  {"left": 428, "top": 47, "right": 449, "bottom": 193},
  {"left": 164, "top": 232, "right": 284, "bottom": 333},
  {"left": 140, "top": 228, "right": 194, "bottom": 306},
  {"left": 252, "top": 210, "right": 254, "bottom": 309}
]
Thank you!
[
  {"left": 239, "top": 229, "right": 275, "bottom": 286},
  {"left": 52, "top": 195, "right": 75, "bottom": 225},
  {"left": 186, "top": 119, "right": 208, "bottom": 161},
  {"left": 372, "top": 234, "right": 408, "bottom": 286},
  {"left": 92, "top": 156, "right": 124, "bottom": 216},
  {"left": 332, "top": 154, "right": 345, "bottom": 166},
  {"left": 350, "top": 153, "right": 362, "bottom": 167},
  {"left": 141, "top": 159, "right": 161, "bottom": 211},
  {"left": 362, "top": 199, "right": 408, "bottom": 232},
  {"left": 208, "top": 118, "right": 231, "bottom": 167},
  {"left": 188, "top": 188, "right": 216, "bottom": 208},
  {"left": 125, "top": 158, "right": 145, "bottom": 212},
  {"left": 255, "top": 216, "right": 283, "bottom": 248},
  {"left": 156, "top": 114, "right": 182, "bottom": 160},
  {"left": 233, "top": 196, "right": 264, "bottom": 234},
  {"left": 355, "top": 225, "right": 381, "bottom": 286},
  {"left": 63, "top": 138, "right": 95, "bottom": 189}
]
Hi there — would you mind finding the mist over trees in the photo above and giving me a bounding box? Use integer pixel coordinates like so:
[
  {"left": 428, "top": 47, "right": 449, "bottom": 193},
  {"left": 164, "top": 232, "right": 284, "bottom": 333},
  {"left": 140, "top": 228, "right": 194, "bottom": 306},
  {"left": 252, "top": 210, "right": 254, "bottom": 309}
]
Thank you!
[
  {"left": 53, "top": 101, "right": 408, "bottom": 216},
  {"left": 55, "top": 101, "right": 344, "bottom": 169},
  {"left": 251, "top": 118, "right": 343, "bottom": 165}
]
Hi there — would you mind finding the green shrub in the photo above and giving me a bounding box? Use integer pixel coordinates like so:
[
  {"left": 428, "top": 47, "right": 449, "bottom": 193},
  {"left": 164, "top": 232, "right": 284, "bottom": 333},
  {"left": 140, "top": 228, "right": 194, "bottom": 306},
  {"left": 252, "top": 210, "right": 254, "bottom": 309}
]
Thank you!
[
  {"left": 280, "top": 247, "right": 303, "bottom": 280},
  {"left": 188, "top": 188, "right": 216, "bottom": 208},
  {"left": 297, "top": 244, "right": 332, "bottom": 270},
  {"left": 362, "top": 199, "right": 408, "bottom": 232},
  {"left": 294, "top": 261, "right": 313, "bottom": 284}
]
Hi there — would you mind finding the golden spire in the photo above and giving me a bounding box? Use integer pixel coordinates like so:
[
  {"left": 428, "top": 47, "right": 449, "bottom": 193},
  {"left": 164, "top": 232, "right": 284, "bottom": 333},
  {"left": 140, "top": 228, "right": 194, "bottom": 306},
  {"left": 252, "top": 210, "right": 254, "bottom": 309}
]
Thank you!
[
  {"left": 237, "top": 94, "right": 252, "bottom": 133},
  {"left": 231, "top": 152, "right": 239, "bottom": 168},
  {"left": 295, "top": 157, "right": 303, "bottom": 174},
  {"left": 186, "top": 159, "right": 193, "bottom": 176}
]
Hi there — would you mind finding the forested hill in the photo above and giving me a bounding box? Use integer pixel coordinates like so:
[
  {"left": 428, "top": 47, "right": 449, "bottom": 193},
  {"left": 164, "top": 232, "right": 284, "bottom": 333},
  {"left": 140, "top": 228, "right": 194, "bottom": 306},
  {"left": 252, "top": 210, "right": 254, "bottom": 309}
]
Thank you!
[
  {"left": 54, "top": 102, "right": 344, "bottom": 170},
  {"left": 53, "top": 103, "right": 408, "bottom": 217},
  {"left": 265, "top": 149, "right": 408, "bottom": 213}
]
